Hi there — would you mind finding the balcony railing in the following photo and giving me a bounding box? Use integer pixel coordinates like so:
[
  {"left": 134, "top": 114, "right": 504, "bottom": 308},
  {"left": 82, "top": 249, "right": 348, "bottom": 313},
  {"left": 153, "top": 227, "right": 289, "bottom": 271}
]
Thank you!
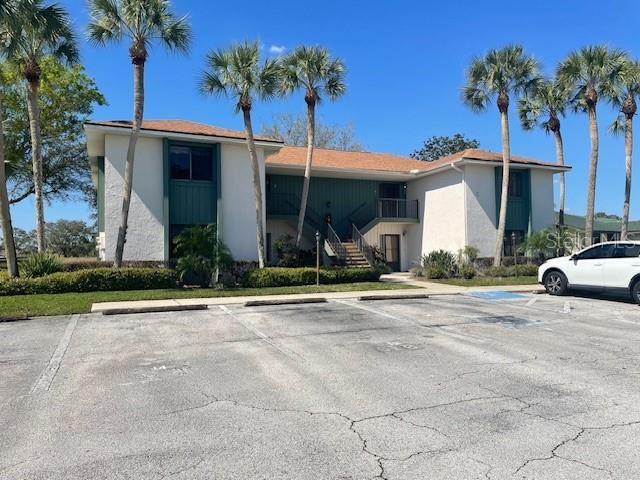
[{"left": 377, "top": 198, "right": 419, "bottom": 219}]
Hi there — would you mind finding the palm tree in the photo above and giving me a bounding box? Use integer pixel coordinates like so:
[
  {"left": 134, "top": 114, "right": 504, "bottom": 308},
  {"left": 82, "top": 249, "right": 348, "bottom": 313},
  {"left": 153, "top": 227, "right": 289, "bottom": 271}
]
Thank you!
[
  {"left": 557, "top": 46, "right": 627, "bottom": 246},
  {"left": 279, "top": 46, "right": 346, "bottom": 247},
  {"left": 0, "top": 5, "right": 19, "bottom": 277},
  {"left": 200, "top": 41, "right": 280, "bottom": 268},
  {"left": 5, "top": 0, "right": 78, "bottom": 252},
  {"left": 463, "top": 45, "right": 539, "bottom": 266},
  {"left": 610, "top": 60, "right": 640, "bottom": 240},
  {"left": 87, "top": 0, "right": 191, "bottom": 267},
  {"left": 519, "top": 78, "right": 571, "bottom": 226}
]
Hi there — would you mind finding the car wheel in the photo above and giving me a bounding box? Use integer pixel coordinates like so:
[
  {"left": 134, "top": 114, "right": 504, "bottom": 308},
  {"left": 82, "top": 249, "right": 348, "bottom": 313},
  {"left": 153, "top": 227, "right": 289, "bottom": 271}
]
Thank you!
[
  {"left": 544, "top": 271, "right": 567, "bottom": 296},
  {"left": 631, "top": 281, "right": 640, "bottom": 305}
]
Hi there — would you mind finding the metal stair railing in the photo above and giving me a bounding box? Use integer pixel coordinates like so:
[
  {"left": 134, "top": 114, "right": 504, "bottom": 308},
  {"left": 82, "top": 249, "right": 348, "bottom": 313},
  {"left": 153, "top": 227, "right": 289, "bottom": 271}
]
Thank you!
[
  {"left": 352, "top": 224, "right": 374, "bottom": 267},
  {"left": 326, "top": 223, "right": 347, "bottom": 264}
]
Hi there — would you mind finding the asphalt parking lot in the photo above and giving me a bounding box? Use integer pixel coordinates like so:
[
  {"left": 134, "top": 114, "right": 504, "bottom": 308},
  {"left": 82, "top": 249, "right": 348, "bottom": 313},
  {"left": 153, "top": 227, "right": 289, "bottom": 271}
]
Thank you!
[{"left": 1, "top": 292, "right": 640, "bottom": 479}]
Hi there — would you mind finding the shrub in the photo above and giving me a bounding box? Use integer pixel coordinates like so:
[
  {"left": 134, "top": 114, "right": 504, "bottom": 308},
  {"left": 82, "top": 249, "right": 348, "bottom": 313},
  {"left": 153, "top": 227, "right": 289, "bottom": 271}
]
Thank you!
[
  {"left": 484, "top": 264, "right": 538, "bottom": 278},
  {"left": 458, "top": 245, "right": 479, "bottom": 266},
  {"left": 173, "top": 225, "right": 232, "bottom": 286},
  {"left": 0, "top": 268, "right": 177, "bottom": 296},
  {"left": 242, "top": 267, "right": 381, "bottom": 288},
  {"left": 421, "top": 250, "right": 459, "bottom": 279},
  {"left": 219, "top": 261, "right": 259, "bottom": 288},
  {"left": 460, "top": 265, "right": 476, "bottom": 279},
  {"left": 273, "top": 235, "right": 315, "bottom": 267},
  {"left": 62, "top": 260, "right": 172, "bottom": 271},
  {"left": 22, "top": 252, "right": 64, "bottom": 278}
]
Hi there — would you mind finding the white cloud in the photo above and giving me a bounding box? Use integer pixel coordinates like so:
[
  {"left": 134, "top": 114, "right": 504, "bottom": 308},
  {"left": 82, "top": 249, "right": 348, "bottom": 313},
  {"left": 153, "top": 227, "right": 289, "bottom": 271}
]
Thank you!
[{"left": 269, "top": 45, "right": 286, "bottom": 55}]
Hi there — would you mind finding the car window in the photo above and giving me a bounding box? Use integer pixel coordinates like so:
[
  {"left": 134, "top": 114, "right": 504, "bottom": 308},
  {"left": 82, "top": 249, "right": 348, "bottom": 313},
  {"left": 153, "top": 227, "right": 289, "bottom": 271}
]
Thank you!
[
  {"left": 612, "top": 244, "right": 640, "bottom": 258},
  {"left": 578, "top": 244, "right": 615, "bottom": 260}
]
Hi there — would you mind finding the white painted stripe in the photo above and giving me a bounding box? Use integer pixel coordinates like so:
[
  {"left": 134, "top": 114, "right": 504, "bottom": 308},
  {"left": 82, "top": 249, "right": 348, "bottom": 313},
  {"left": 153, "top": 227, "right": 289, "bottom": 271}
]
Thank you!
[
  {"left": 31, "top": 315, "right": 79, "bottom": 394},
  {"left": 526, "top": 297, "right": 537, "bottom": 307},
  {"left": 218, "top": 306, "right": 303, "bottom": 360},
  {"left": 563, "top": 301, "right": 572, "bottom": 314}
]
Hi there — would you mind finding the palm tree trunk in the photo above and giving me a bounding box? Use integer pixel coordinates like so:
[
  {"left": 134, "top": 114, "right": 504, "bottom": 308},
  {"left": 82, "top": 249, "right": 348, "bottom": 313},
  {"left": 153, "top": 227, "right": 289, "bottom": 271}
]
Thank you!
[
  {"left": 584, "top": 105, "right": 599, "bottom": 246},
  {"left": 114, "top": 61, "right": 145, "bottom": 267},
  {"left": 242, "top": 107, "right": 266, "bottom": 268},
  {"left": 621, "top": 115, "right": 633, "bottom": 240},
  {"left": 26, "top": 80, "right": 45, "bottom": 252},
  {"left": 553, "top": 129, "right": 565, "bottom": 226},
  {"left": 0, "top": 93, "right": 18, "bottom": 278},
  {"left": 494, "top": 110, "right": 511, "bottom": 267},
  {"left": 295, "top": 101, "right": 316, "bottom": 247}
]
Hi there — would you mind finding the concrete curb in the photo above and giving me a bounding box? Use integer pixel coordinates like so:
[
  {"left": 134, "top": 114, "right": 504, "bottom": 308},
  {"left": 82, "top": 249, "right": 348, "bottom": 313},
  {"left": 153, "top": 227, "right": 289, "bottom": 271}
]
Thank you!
[
  {"left": 101, "top": 304, "right": 208, "bottom": 316},
  {"left": 245, "top": 298, "right": 328, "bottom": 307},
  {"left": 358, "top": 294, "right": 430, "bottom": 301}
]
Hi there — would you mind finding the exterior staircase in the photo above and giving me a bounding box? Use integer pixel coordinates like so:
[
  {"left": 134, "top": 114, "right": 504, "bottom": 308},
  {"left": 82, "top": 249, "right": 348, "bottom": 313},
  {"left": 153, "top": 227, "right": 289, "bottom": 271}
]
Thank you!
[{"left": 342, "top": 241, "right": 371, "bottom": 268}]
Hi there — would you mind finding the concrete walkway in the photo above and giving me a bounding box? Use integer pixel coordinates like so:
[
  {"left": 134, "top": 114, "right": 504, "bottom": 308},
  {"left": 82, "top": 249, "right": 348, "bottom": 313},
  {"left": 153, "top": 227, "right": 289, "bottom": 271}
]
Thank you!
[{"left": 91, "top": 278, "right": 543, "bottom": 313}]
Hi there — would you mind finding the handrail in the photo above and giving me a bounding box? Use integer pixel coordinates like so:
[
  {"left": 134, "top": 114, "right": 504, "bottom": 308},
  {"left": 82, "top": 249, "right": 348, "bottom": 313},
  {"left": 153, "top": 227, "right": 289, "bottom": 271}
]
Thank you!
[
  {"left": 352, "top": 224, "right": 375, "bottom": 266},
  {"left": 326, "top": 223, "right": 347, "bottom": 264},
  {"left": 377, "top": 198, "right": 418, "bottom": 219}
]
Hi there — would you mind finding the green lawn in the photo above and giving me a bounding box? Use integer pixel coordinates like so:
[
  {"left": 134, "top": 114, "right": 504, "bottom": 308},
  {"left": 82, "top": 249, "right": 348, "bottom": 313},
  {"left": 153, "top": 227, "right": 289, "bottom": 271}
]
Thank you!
[
  {"left": 430, "top": 276, "right": 539, "bottom": 287},
  {"left": 0, "top": 282, "right": 413, "bottom": 319}
]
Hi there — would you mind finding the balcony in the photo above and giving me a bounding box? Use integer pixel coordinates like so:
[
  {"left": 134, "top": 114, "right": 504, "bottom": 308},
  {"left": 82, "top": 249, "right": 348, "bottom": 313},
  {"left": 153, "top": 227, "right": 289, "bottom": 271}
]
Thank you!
[{"left": 376, "top": 198, "right": 419, "bottom": 221}]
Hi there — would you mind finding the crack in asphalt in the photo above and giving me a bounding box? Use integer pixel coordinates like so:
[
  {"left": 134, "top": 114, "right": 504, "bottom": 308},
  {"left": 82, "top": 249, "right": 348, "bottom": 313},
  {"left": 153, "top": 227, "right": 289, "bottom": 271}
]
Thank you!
[{"left": 162, "top": 393, "right": 509, "bottom": 479}]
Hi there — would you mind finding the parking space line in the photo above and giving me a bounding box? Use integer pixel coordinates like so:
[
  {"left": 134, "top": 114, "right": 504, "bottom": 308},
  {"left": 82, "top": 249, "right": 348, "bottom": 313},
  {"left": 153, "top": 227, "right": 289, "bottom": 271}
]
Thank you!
[
  {"left": 218, "top": 306, "right": 304, "bottom": 361},
  {"left": 31, "top": 315, "right": 79, "bottom": 394},
  {"left": 526, "top": 297, "right": 537, "bottom": 307}
]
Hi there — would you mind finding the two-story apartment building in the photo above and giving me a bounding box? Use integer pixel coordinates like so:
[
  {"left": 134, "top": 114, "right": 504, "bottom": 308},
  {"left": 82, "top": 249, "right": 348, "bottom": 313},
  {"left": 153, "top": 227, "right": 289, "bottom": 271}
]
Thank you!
[{"left": 85, "top": 119, "right": 570, "bottom": 271}]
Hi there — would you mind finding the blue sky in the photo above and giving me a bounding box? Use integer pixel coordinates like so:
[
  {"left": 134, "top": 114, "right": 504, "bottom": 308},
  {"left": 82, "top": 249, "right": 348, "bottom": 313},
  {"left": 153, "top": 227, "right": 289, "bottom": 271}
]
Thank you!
[{"left": 10, "top": 0, "right": 640, "bottom": 230}]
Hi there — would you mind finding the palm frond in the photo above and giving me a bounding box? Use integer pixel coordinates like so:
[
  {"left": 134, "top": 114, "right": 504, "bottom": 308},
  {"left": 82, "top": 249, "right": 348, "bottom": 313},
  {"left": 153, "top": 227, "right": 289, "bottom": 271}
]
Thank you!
[{"left": 609, "top": 114, "right": 625, "bottom": 136}]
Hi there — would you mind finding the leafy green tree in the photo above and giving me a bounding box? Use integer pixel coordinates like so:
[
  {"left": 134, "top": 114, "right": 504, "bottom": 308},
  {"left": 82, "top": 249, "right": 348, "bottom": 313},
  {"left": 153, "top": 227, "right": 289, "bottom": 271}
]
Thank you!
[
  {"left": 87, "top": 0, "right": 191, "bottom": 267},
  {"left": 518, "top": 78, "right": 571, "bottom": 225},
  {"left": 200, "top": 41, "right": 280, "bottom": 268},
  {"left": 279, "top": 46, "right": 346, "bottom": 247},
  {"left": 260, "top": 113, "right": 363, "bottom": 151},
  {"left": 463, "top": 45, "right": 539, "bottom": 266},
  {"left": 557, "top": 46, "right": 627, "bottom": 245},
  {"left": 45, "top": 219, "right": 96, "bottom": 257},
  {"left": 4, "top": 0, "right": 79, "bottom": 252},
  {"left": 610, "top": 60, "right": 640, "bottom": 240},
  {"left": 410, "top": 134, "right": 480, "bottom": 161},
  {"left": 173, "top": 225, "right": 232, "bottom": 287},
  {"left": 2, "top": 57, "right": 105, "bottom": 206}
]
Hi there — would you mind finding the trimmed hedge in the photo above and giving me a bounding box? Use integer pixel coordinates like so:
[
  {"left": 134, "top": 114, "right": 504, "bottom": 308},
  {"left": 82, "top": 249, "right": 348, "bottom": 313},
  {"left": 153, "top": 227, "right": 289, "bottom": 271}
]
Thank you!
[
  {"left": 484, "top": 264, "right": 538, "bottom": 278},
  {"left": 0, "top": 268, "right": 177, "bottom": 296},
  {"left": 61, "top": 260, "right": 172, "bottom": 272},
  {"left": 242, "top": 267, "right": 381, "bottom": 288}
]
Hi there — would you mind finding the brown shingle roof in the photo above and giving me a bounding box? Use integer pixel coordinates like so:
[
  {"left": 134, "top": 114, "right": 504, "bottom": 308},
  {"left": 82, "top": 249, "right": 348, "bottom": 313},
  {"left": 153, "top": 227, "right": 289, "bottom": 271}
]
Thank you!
[
  {"left": 266, "top": 146, "right": 427, "bottom": 173},
  {"left": 85, "top": 119, "right": 282, "bottom": 143},
  {"left": 266, "top": 146, "right": 568, "bottom": 174}
]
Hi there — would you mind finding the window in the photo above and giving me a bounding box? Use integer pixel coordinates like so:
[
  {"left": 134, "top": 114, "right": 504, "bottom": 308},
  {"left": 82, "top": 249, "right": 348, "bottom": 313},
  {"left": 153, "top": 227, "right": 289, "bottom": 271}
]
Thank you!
[
  {"left": 170, "top": 145, "right": 213, "bottom": 181},
  {"left": 170, "top": 146, "right": 190, "bottom": 179},
  {"left": 612, "top": 244, "right": 640, "bottom": 258},
  {"left": 508, "top": 172, "right": 523, "bottom": 197},
  {"left": 578, "top": 244, "right": 615, "bottom": 260}
]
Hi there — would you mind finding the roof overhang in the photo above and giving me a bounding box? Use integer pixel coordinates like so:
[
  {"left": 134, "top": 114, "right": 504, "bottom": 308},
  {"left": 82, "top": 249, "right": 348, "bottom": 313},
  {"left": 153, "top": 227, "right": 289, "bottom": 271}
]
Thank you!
[
  {"left": 265, "top": 163, "right": 417, "bottom": 181},
  {"left": 410, "top": 158, "right": 571, "bottom": 179},
  {"left": 84, "top": 123, "right": 284, "bottom": 153}
]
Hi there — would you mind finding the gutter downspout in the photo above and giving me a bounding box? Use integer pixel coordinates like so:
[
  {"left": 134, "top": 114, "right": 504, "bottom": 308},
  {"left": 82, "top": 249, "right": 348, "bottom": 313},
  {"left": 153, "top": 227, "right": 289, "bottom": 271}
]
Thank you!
[{"left": 450, "top": 160, "right": 468, "bottom": 248}]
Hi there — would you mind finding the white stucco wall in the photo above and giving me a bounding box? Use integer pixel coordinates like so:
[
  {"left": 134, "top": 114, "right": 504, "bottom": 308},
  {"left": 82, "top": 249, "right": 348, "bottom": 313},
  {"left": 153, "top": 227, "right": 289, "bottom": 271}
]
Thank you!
[
  {"left": 530, "top": 169, "right": 555, "bottom": 231},
  {"left": 463, "top": 164, "right": 497, "bottom": 257},
  {"left": 363, "top": 222, "right": 416, "bottom": 271},
  {"left": 103, "top": 134, "right": 165, "bottom": 261},
  {"left": 406, "top": 168, "right": 466, "bottom": 263},
  {"left": 220, "top": 143, "right": 266, "bottom": 262}
]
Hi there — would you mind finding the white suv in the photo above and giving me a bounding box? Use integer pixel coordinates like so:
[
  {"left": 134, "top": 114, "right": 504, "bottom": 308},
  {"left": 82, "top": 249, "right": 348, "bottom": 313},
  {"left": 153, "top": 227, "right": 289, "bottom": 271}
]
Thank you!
[{"left": 538, "top": 241, "right": 640, "bottom": 303}]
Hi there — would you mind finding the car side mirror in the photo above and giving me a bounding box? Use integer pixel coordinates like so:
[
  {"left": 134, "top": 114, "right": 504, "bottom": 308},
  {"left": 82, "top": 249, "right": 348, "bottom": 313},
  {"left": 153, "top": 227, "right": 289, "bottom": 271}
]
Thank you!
[{"left": 570, "top": 254, "right": 578, "bottom": 261}]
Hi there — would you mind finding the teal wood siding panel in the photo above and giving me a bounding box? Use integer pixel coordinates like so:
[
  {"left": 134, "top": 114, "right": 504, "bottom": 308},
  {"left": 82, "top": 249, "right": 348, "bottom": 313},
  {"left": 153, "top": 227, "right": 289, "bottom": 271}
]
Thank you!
[
  {"left": 494, "top": 168, "right": 532, "bottom": 232},
  {"left": 97, "top": 156, "right": 105, "bottom": 232},
  {"left": 163, "top": 139, "right": 170, "bottom": 260},
  {"left": 170, "top": 180, "right": 215, "bottom": 225},
  {"left": 268, "top": 175, "right": 406, "bottom": 238}
]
